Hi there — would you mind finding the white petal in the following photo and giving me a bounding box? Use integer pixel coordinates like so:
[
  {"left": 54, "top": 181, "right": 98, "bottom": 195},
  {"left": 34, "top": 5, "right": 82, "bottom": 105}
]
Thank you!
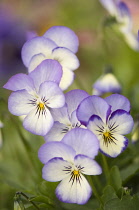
[
  {"left": 44, "top": 122, "right": 68, "bottom": 142},
  {"left": 74, "top": 155, "right": 102, "bottom": 175},
  {"left": 52, "top": 47, "right": 79, "bottom": 70},
  {"left": 42, "top": 157, "right": 72, "bottom": 181},
  {"left": 23, "top": 107, "right": 53, "bottom": 135},
  {"left": 50, "top": 104, "right": 71, "bottom": 124},
  {"left": 39, "top": 81, "right": 65, "bottom": 108},
  {"left": 8, "top": 90, "right": 35, "bottom": 116},
  {"left": 28, "top": 53, "right": 46, "bottom": 72},
  {"left": 56, "top": 174, "right": 92, "bottom": 204},
  {"left": 108, "top": 110, "right": 134, "bottom": 135},
  {"left": 99, "top": 134, "right": 128, "bottom": 158},
  {"left": 59, "top": 67, "right": 75, "bottom": 90}
]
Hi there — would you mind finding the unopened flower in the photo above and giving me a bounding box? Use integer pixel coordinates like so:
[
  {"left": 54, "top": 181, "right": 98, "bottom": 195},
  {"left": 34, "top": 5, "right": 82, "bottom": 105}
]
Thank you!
[
  {"left": 44, "top": 89, "right": 89, "bottom": 142},
  {"left": 92, "top": 69, "right": 121, "bottom": 96},
  {"left": 3, "top": 60, "right": 65, "bottom": 136},
  {"left": 21, "top": 26, "right": 80, "bottom": 90},
  {"left": 39, "top": 128, "right": 101, "bottom": 204},
  {"left": 77, "top": 94, "right": 134, "bottom": 157}
]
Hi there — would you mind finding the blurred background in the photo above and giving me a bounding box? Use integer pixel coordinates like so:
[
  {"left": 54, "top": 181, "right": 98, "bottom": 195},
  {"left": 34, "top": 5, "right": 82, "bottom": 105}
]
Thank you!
[{"left": 1, "top": 0, "right": 139, "bottom": 209}]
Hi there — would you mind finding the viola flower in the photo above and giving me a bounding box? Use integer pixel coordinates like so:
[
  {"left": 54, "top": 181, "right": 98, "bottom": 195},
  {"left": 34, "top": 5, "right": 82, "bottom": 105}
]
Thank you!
[
  {"left": 38, "top": 128, "right": 101, "bottom": 204},
  {"left": 92, "top": 70, "right": 121, "bottom": 96},
  {"left": 99, "top": 0, "right": 139, "bottom": 51},
  {"left": 3, "top": 59, "right": 65, "bottom": 136},
  {"left": 44, "top": 89, "right": 89, "bottom": 142},
  {"left": 77, "top": 94, "right": 134, "bottom": 157},
  {"left": 21, "top": 26, "right": 80, "bottom": 90}
]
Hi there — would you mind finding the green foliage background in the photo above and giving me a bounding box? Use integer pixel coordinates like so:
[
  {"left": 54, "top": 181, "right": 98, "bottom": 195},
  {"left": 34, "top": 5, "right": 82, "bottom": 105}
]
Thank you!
[{"left": 1, "top": 0, "right": 139, "bottom": 209}]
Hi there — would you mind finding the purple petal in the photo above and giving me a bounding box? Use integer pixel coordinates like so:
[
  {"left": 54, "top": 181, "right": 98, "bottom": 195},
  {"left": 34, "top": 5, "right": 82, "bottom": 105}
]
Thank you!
[
  {"left": 8, "top": 90, "right": 34, "bottom": 116},
  {"left": 23, "top": 106, "right": 54, "bottom": 136},
  {"left": 29, "top": 59, "right": 63, "bottom": 91},
  {"left": 38, "top": 141, "right": 76, "bottom": 164},
  {"left": 77, "top": 95, "right": 111, "bottom": 126},
  {"left": 21, "top": 36, "right": 57, "bottom": 67},
  {"left": 3, "top": 73, "right": 34, "bottom": 92},
  {"left": 108, "top": 109, "right": 134, "bottom": 135},
  {"left": 65, "top": 89, "right": 89, "bottom": 118},
  {"left": 43, "top": 26, "right": 79, "bottom": 53},
  {"left": 105, "top": 94, "right": 131, "bottom": 113},
  {"left": 39, "top": 81, "right": 65, "bottom": 108},
  {"left": 62, "top": 128, "right": 99, "bottom": 159},
  {"left": 87, "top": 115, "right": 105, "bottom": 137}
]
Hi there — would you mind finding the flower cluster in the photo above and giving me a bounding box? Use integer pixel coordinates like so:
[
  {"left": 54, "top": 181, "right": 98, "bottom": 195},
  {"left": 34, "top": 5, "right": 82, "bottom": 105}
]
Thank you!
[{"left": 3, "top": 25, "right": 134, "bottom": 204}]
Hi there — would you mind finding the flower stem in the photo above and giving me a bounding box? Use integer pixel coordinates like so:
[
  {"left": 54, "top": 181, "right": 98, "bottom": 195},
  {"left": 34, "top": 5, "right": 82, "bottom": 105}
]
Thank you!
[{"left": 101, "top": 154, "right": 109, "bottom": 183}]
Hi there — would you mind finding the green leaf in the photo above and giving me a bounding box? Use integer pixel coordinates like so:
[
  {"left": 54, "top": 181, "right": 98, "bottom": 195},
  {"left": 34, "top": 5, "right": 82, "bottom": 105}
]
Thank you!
[
  {"left": 30, "top": 195, "right": 54, "bottom": 206},
  {"left": 104, "top": 195, "right": 139, "bottom": 210},
  {"left": 108, "top": 166, "right": 122, "bottom": 192},
  {"left": 101, "top": 185, "right": 118, "bottom": 204},
  {"left": 120, "top": 163, "right": 139, "bottom": 184}
]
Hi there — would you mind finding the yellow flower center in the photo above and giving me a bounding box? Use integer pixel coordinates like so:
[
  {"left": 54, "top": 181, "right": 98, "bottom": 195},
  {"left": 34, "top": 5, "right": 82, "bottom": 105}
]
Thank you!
[
  {"left": 38, "top": 102, "right": 45, "bottom": 110},
  {"left": 103, "top": 131, "right": 110, "bottom": 138},
  {"left": 73, "top": 170, "right": 79, "bottom": 176}
]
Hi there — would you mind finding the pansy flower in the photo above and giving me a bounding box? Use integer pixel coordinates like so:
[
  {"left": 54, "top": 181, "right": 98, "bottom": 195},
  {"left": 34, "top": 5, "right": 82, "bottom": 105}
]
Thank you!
[
  {"left": 99, "top": 0, "right": 139, "bottom": 51},
  {"left": 21, "top": 26, "right": 80, "bottom": 90},
  {"left": 44, "top": 89, "right": 89, "bottom": 142},
  {"left": 3, "top": 59, "right": 65, "bottom": 136},
  {"left": 92, "top": 70, "right": 121, "bottom": 96},
  {"left": 77, "top": 94, "right": 134, "bottom": 157},
  {"left": 38, "top": 128, "right": 102, "bottom": 204}
]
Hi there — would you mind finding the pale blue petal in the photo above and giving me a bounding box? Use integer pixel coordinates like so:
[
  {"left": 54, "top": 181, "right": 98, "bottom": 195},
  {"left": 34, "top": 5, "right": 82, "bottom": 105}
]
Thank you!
[
  {"left": 21, "top": 36, "right": 57, "bottom": 67},
  {"left": 29, "top": 59, "right": 63, "bottom": 91},
  {"left": 43, "top": 26, "right": 79, "bottom": 53},
  {"left": 77, "top": 95, "right": 111, "bottom": 125},
  {"left": 105, "top": 94, "right": 130, "bottom": 112},
  {"left": 38, "top": 142, "right": 76, "bottom": 164},
  {"left": 62, "top": 128, "right": 99, "bottom": 159},
  {"left": 3, "top": 73, "right": 34, "bottom": 92},
  {"left": 65, "top": 89, "right": 89, "bottom": 118}
]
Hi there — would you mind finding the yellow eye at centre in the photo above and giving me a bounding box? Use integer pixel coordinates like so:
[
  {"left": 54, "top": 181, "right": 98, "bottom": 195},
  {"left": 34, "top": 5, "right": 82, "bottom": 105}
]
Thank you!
[
  {"left": 38, "top": 102, "right": 45, "bottom": 109},
  {"left": 73, "top": 170, "right": 79, "bottom": 176},
  {"left": 103, "top": 131, "right": 110, "bottom": 138}
]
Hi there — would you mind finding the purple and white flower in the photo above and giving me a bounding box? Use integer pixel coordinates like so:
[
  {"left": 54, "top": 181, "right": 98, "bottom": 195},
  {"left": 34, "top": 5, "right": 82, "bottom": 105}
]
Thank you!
[
  {"left": 99, "top": 0, "right": 139, "bottom": 51},
  {"left": 38, "top": 128, "right": 101, "bottom": 204},
  {"left": 21, "top": 26, "right": 80, "bottom": 90},
  {"left": 44, "top": 89, "right": 89, "bottom": 142},
  {"left": 92, "top": 71, "right": 121, "bottom": 96},
  {"left": 3, "top": 59, "right": 65, "bottom": 136},
  {"left": 77, "top": 94, "right": 134, "bottom": 157}
]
